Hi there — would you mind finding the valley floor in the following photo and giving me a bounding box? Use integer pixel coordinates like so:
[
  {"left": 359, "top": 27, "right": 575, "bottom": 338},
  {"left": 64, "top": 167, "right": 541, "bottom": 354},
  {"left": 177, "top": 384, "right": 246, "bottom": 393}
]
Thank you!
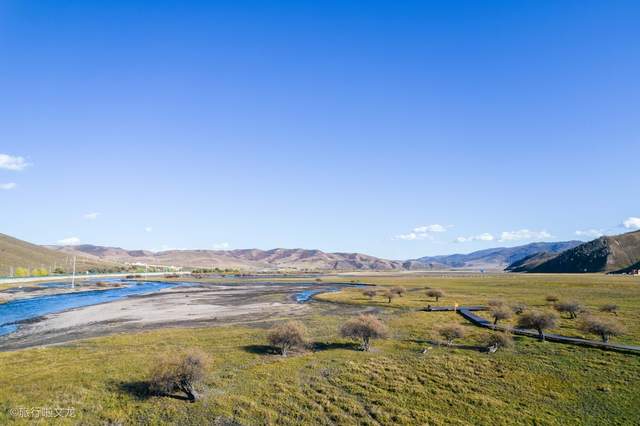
[{"left": 0, "top": 273, "right": 639, "bottom": 425}]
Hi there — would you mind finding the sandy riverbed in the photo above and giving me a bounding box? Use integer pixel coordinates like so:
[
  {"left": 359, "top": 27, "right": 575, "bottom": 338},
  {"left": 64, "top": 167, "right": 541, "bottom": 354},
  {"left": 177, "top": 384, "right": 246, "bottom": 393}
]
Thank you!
[{"left": 0, "top": 282, "right": 341, "bottom": 351}]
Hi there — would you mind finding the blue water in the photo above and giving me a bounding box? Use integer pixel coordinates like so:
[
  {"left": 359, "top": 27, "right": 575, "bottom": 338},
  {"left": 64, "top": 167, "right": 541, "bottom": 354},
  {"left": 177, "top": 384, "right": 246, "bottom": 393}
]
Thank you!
[
  {"left": 295, "top": 287, "right": 339, "bottom": 303},
  {"left": 0, "top": 281, "right": 190, "bottom": 337}
]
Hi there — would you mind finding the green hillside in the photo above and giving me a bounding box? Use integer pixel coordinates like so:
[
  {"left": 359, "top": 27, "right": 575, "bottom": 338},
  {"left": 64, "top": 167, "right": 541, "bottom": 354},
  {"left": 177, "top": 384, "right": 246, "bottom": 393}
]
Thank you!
[{"left": 0, "top": 233, "right": 124, "bottom": 277}]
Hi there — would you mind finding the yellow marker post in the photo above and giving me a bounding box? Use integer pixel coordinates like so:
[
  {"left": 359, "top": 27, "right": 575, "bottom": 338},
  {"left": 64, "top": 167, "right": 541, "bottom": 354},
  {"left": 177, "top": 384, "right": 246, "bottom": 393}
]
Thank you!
[{"left": 454, "top": 302, "right": 459, "bottom": 312}]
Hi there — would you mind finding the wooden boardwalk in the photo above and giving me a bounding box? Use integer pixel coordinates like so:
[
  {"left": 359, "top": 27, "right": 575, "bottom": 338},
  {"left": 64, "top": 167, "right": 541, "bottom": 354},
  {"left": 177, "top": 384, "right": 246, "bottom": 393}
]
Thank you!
[{"left": 420, "top": 305, "right": 640, "bottom": 355}]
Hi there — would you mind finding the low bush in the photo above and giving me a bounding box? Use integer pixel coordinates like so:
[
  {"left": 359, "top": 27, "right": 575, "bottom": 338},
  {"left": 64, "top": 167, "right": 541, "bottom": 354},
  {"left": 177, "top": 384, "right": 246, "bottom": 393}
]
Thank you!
[
  {"left": 599, "top": 304, "right": 619, "bottom": 316},
  {"left": 340, "top": 314, "right": 388, "bottom": 351},
  {"left": 267, "top": 321, "right": 307, "bottom": 356},
  {"left": 482, "top": 332, "right": 514, "bottom": 351},
  {"left": 426, "top": 289, "right": 445, "bottom": 302},
  {"left": 149, "top": 349, "right": 208, "bottom": 402},
  {"left": 437, "top": 324, "right": 465, "bottom": 345},
  {"left": 579, "top": 316, "right": 625, "bottom": 343},
  {"left": 517, "top": 311, "right": 558, "bottom": 341},
  {"left": 554, "top": 301, "right": 582, "bottom": 319}
]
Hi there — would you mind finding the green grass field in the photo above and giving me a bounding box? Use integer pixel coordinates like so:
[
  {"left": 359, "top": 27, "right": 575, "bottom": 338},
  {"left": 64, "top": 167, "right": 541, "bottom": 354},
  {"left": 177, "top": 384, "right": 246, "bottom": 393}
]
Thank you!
[{"left": 1, "top": 274, "right": 639, "bottom": 425}]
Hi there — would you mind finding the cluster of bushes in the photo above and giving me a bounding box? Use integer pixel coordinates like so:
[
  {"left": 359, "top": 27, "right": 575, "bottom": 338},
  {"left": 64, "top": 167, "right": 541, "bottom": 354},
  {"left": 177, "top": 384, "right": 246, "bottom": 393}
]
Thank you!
[
  {"left": 485, "top": 296, "right": 626, "bottom": 343},
  {"left": 362, "top": 286, "right": 407, "bottom": 303},
  {"left": 267, "top": 315, "right": 389, "bottom": 355},
  {"left": 13, "top": 267, "right": 49, "bottom": 277},
  {"left": 361, "top": 287, "right": 447, "bottom": 304}
]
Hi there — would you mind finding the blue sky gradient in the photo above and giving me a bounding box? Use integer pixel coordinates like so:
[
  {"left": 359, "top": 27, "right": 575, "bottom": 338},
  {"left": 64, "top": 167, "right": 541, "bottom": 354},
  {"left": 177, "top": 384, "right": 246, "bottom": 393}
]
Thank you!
[{"left": 1, "top": 1, "right": 639, "bottom": 259}]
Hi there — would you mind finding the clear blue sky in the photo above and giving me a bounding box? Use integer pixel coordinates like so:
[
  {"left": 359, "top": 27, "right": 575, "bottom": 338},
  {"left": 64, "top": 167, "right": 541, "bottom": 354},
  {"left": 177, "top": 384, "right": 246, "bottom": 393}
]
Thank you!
[{"left": 1, "top": 0, "right": 639, "bottom": 259}]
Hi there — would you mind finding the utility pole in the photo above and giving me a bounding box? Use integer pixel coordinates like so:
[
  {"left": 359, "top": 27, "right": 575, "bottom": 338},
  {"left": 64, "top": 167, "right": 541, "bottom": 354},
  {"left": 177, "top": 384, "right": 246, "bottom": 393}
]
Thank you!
[{"left": 71, "top": 256, "right": 77, "bottom": 288}]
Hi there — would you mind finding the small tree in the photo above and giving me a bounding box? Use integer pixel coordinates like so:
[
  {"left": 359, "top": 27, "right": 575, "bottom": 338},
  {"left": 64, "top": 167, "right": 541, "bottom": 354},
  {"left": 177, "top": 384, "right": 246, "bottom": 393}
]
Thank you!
[
  {"left": 390, "top": 286, "right": 406, "bottom": 297},
  {"left": 482, "top": 332, "right": 514, "bottom": 352},
  {"left": 579, "top": 316, "right": 625, "bottom": 343},
  {"left": 340, "top": 314, "right": 388, "bottom": 351},
  {"left": 545, "top": 295, "right": 559, "bottom": 304},
  {"left": 267, "top": 321, "right": 307, "bottom": 356},
  {"left": 426, "top": 289, "right": 445, "bottom": 302},
  {"left": 149, "top": 349, "right": 208, "bottom": 402},
  {"left": 600, "top": 304, "right": 619, "bottom": 316},
  {"left": 554, "top": 301, "right": 582, "bottom": 319},
  {"left": 438, "top": 324, "right": 465, "bottom": 345},
  {"left": 362, "top": 289, "right": 377, "bottom": 300},
  {"left": 511, "top": 302, "right": 527, "bottom": 315},
  {"left": 490, "top": 307, "right": 512, "bottom": 326},
  {"left": 382, "top": 289, "right": 396, "bottom": 303},
  {"left": 517, "top": 311, "right": 558, "bottom": 341}
]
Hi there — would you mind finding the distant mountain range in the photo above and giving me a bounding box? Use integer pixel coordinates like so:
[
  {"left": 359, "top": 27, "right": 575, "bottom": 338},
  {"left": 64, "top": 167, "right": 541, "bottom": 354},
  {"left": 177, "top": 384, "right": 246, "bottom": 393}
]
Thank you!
[
  {"left": 2, "top": 230, "right": 639, "bottom": 275},
  {"left": 406, "top": 241, "right": 582, "bottom": 271},
  {"left": 506, "top": 230, "right": 640, "bottom": 273},
  {"left": 46, "top": 245, "right": 404, "bottom": 271}
]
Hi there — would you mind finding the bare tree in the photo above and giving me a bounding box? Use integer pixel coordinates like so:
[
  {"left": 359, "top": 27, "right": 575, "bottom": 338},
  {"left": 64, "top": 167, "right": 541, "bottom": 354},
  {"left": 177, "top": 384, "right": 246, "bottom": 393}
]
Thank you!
[
  {"left": 267, "top": 321, "right": 307, "bottom": 356},
  {"left": 579, "top": 316, "right": 625, "bottom": 343},
  {"left": 482, "top": 332, "right": 514, "bottom": 352},
  {"left": 517, "top": 311, "right": 558, "bottom": 341},
  {"left": 600, "top": 304, "right": 619, "bottom": 316},
  {"left": 340, "top": 314, "right": 388, "bottom": 351},
  {"left": 437, "top": 324, "right": 465, "bottom": 345},
  {"left": 382, "top": 289, "right": 396, "bottom": 303},
  {"left": 149, "top": 349, "right": 208, "bottom": 402},
  {"left": 545, "top": 295, "right": 559, "bottom": 304},
  {"left": 554, "top": 301, "right": 582, "bottom": 319},
  {"left": 362, "top": 289, "right": 377, "bottom": 300},
  {"left": 391, "top": 286, "right": 406, "bottom": 297},
  {"left": 511, "top": 302, "right": 527, "bottom": 315},
  {"left": 426, "top": 289, "right": 445, "bottom": 302},
  {"left": 490, "top": 307, "right": 513, "bottom": 326}
]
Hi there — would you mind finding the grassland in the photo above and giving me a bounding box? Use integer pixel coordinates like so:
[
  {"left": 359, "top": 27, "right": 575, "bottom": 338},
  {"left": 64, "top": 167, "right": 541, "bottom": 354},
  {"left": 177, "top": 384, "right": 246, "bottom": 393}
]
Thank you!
[{"left": 0, "top": 273, "right": 639, "bottom": 425}]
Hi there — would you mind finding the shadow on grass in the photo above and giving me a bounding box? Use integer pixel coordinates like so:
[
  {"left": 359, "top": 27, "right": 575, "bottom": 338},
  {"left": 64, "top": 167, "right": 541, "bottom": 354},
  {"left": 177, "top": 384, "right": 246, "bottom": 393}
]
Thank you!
[
  {"left": 242, "top": 344, "right": 278, "bottom": 355},
  {"left": 116, "top": 381, "right": 190, "bottom": 402},
  {"left": 311, "top": 341, "right": 360, "bottom": 352}
]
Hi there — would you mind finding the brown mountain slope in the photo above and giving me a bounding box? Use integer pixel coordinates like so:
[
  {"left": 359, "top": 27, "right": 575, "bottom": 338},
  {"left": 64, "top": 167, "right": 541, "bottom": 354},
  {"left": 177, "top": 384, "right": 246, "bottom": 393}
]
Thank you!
[
  {"left": 49, "top": 245, "right": 404, "bottom": 271},
  {"left": 0, "top": 233, "right": 122, "bottom": 276},
  {"left": 515, "top": 230, "right": 640, "bottom": 273}
]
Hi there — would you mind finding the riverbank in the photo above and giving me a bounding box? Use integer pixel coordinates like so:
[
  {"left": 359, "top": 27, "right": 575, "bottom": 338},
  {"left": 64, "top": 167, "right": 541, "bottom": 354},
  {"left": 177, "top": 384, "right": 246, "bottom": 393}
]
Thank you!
[{"left": 0, "top": 281, "right": 359, "bottom": 351}]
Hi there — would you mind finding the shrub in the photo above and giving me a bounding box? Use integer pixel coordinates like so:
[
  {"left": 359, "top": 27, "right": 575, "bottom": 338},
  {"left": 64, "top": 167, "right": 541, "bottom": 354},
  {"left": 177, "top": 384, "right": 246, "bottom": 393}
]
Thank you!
[
  {"left": 579, "top": 316, "right": 625, "bottom": 343},
  {"left": 382, "top": 289, "right": 396, "bottom": 303},
  {"left": 31, "top": 268, "right": 49, "bottom": 277},
  {"left": 482, "top": 332, "right": 514, "bottom": 351},
  {"left": 490, "top": 307, "right": 512, "bottom": 325},
  {"left": 554, "top": 301, "right": 582, "bottom": 319},
  {"left": 390, "top": 286, "right": 406, "bottom": 297},
  {"left": 545, "top": 295, "right": 559, "bottom": 304},
  {"left": 267, "top": 321, "right": 307, "bottom": 356},
  {"left": 340, "top": 314, "right": 388, "bottom": 351},
  {"left": 149, "top": 349, "right": 208, "bottom": 402},
  {"left": 511, "top": 302, "right": 527, "bottom": 315},
  {"left": 517, "top": 311, "right": 558, "bottom": 341},
  {"left": 487, "top": 299, "right": 505, "bottom": 308},
  {"left": 426, "top": 289, "right": 445, "bottom": 302},
  {"left": 437, "top": 324, "right": 465, "bottom": 345},
  {"left": 362, "top": 289, "right": 377, "bottom": 300},
  {"left": 53, "top": 267, "right": 65, "bottom": 275},
  {"left": 14, "top": 267, "right": 30, "bottom": 277},
  {"left": 600, "top": 304, "right": 619, "bottom": 316}
]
